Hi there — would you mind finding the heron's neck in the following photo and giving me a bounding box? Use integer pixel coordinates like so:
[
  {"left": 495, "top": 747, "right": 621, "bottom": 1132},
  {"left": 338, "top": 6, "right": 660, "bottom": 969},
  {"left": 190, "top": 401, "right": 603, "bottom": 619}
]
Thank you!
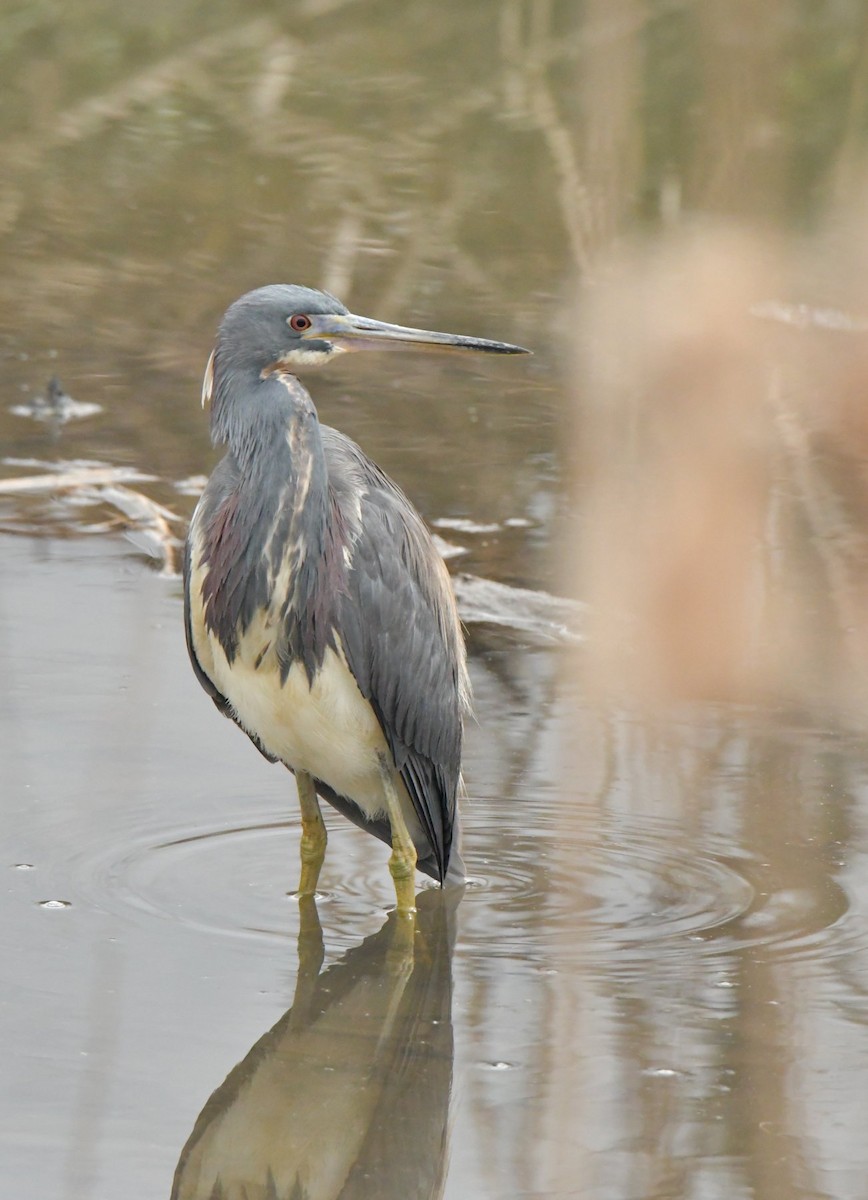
[
  {"left": 218, "top": 369, "right": 329, "bottom": 542},
  {"left": 211, "top": 367, "right": 311, "bottom": 462},
  {"left": 202, "top": 367, "right": 340, "bottom": 677}
]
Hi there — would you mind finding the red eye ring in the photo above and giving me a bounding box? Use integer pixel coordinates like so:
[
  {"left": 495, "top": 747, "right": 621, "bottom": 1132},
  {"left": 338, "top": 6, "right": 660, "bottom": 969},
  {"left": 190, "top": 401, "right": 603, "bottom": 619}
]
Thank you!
[{"left": 289, "top": 314, "right": 311, "bottom": 332}]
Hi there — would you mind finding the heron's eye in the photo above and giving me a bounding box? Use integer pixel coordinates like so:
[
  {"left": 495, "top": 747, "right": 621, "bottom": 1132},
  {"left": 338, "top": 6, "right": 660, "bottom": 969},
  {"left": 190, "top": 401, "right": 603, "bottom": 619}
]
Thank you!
[{"left": 289, "top": 314, "right": 312, "bottom": 332}]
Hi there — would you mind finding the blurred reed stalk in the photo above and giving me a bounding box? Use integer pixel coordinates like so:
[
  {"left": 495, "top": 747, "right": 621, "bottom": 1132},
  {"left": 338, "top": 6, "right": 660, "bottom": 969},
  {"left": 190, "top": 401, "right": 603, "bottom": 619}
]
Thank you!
[{"left": 572, "top": 215, "right": 868, "bottom": 717}]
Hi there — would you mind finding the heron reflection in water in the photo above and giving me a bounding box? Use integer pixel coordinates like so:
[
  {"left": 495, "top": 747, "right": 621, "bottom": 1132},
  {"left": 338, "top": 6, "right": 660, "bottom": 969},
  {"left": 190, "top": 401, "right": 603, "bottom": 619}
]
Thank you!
[
  {"left": 171, "top": 891, "right": 456, "bottom": 1200},
  {"left": 184, "top": 285, "right": 529, "bottom": 913}
]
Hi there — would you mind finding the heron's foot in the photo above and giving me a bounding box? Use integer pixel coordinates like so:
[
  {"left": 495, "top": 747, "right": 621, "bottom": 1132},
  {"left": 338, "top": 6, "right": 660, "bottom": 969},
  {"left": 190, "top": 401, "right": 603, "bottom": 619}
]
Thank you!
[
  {"left": 388, "top": 844, "right": 418, "bottom": 916},
  {"left": 298, "top": 817, "right": 327, "bottom": 895},
  {"left": 296, "top": 770, "right": 327, "bottom": 896}
]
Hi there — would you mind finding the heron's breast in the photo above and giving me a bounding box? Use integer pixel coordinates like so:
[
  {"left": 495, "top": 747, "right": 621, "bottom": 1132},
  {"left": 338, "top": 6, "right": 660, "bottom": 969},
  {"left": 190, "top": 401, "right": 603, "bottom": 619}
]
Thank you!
[
  {"left": 234, "top": 634, "right": 382, "bottom": 752},
  {"left": 188, "top": 521, "right": 393, "bottom": 813},
  {"left": 200, "top": 633, "right": 389, "bottom": 809}
]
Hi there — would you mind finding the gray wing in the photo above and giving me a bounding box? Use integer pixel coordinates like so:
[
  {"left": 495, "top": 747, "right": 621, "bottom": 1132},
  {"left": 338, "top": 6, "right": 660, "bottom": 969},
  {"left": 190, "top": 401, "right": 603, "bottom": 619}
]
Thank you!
[{"left": 322, "top": 427, "right": 469, "bottom": 883}]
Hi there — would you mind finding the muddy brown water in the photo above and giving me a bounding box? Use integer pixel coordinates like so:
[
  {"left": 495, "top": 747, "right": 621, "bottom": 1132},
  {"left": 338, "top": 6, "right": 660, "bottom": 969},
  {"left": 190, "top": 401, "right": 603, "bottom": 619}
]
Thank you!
[{"left": 5, "top": 4, "right": 868, "bottom": 1199}]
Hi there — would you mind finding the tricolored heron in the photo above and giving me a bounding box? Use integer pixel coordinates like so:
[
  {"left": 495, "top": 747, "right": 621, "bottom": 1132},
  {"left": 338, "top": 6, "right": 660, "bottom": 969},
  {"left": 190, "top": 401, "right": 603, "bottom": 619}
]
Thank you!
[{"left": 183, "top": 285, "right": 529, "bottom": 914}]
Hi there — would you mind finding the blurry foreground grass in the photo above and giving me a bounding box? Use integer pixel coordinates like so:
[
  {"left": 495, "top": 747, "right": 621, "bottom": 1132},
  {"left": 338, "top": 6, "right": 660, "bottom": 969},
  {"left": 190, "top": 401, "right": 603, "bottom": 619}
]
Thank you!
[{"left": 571, "top": 212, "right": 868, "bottom": 720}]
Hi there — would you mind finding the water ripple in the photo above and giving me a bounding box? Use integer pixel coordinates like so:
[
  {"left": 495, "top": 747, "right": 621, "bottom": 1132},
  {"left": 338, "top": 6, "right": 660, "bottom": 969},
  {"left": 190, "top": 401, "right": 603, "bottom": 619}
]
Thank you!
[{"left": 65, "top": 801, "right": 854, "bottom": 973}]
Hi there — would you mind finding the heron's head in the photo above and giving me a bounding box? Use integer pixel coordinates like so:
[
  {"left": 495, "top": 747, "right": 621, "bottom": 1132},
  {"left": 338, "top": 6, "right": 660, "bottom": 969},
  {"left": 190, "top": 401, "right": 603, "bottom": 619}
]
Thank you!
[{"left": 205, "top": 283, "right": 530, "bottom": 402}]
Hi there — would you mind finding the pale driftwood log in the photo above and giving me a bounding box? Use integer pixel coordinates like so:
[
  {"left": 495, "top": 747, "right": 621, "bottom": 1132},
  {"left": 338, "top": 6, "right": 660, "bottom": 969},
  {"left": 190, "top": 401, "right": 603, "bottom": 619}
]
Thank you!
[
  {"left": 453, "top": 573, "right": 586, "bottom": 644},
  {"left": 0, "top": 465, "right": 157, "bottom": 495},
  {"left": 0, "top": 462, "right": 182, "bottom": 576},
  {"left": 80, "top": 484, "right": 184, "bottom": 577}
]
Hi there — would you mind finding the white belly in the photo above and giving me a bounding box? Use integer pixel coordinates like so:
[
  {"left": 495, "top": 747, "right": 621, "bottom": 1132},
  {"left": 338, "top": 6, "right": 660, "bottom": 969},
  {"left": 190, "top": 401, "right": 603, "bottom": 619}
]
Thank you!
[
  {"left": 186, "top": 543, "right": 423, "bottom": 840},
  {"left": 211, "top": 639, "right": 393, "bottom": 820}
]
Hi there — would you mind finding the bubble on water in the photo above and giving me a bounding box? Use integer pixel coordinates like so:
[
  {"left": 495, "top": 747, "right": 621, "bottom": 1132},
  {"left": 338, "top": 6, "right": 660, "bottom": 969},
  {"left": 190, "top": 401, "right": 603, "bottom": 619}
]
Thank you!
[
  {"left": 13, "top": 863, "right": 34, "bottom": 870},
  {"left": 463, "top": 875, "right": 489, "bottom": 891},
  {"left": 478, "top": 1060, "right": 513, "bottom": 1071},
  {"left": 38, "top": 899, "right": 71, "bottom": 910}
]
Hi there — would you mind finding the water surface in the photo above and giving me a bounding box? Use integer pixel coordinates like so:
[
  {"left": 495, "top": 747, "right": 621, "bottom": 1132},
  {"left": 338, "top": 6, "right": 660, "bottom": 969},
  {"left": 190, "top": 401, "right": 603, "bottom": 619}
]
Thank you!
[{"left": 4, "top": 3, "right": 868, "bottom": 1198}]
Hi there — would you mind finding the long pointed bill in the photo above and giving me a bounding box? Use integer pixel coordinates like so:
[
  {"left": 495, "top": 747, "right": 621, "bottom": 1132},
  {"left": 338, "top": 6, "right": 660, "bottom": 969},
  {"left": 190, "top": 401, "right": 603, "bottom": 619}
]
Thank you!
[{"left": 304, "top": 312, "right": 531, "bottom": 356}]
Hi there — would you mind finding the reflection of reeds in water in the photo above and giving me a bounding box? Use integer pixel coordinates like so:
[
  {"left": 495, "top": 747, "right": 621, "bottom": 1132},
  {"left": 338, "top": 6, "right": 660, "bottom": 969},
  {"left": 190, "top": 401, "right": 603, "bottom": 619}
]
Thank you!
[
  {"left": 552, "top": 221, "right": 868, "bottom": 1199},
  {"left": 171, "top": 892, "right": 456, "bottom": 1200}
]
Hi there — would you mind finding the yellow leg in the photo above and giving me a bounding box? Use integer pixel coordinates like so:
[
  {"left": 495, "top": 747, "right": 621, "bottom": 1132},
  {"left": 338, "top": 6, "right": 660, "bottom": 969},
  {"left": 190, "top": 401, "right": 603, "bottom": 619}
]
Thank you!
[
  {"left": 378, "top": 753, "right": 417, "bottom": 917},
  {"left": 296, "top": 770, "right": 327, "bottom": 896}
]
